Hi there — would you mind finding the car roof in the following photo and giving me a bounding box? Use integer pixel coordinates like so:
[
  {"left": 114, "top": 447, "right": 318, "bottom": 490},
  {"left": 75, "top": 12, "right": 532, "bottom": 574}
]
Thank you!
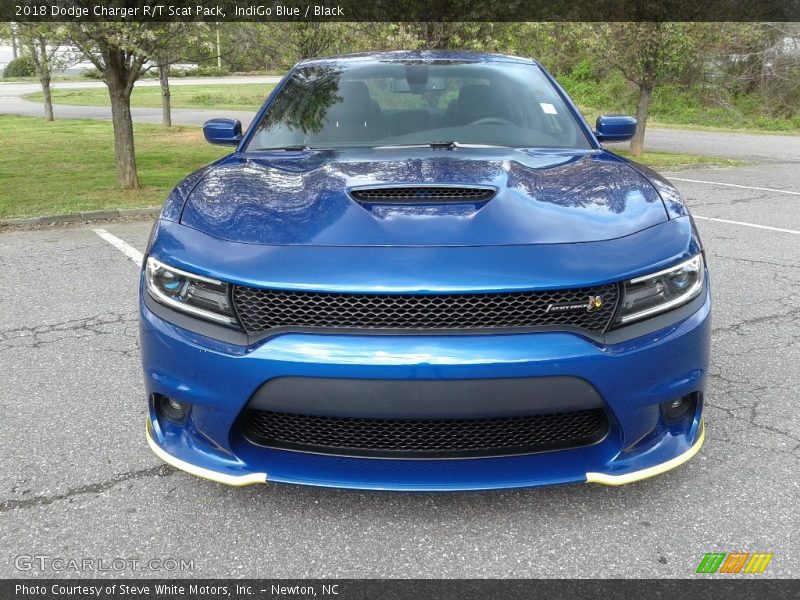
[{"left": 297, "top": 50, "right": 539, "bottom": 69}]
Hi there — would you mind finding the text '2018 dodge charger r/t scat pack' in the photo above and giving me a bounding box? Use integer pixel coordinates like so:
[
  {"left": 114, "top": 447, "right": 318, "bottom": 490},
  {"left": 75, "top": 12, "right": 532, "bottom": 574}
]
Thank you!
[{"left": 140, "top": 51, "right": 710, "bottom": 490}]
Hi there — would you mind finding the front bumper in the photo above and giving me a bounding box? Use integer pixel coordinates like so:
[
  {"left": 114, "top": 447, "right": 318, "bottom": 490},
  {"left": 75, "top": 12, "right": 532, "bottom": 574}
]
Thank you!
[{"left": 140, "top": 290, "right": 710, "bottom": 491}]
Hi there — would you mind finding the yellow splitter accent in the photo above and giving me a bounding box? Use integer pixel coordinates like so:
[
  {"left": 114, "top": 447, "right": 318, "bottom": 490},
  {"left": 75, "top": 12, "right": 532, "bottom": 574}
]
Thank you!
[
  {"left": 146, "top": 421, "right": 267, "bottom": 486},
  {"left": 586, "top": 420, "right": 705, "bottom": 486},
  {"left": 147, "top": 419, "right": 704, "bottom": 488}
]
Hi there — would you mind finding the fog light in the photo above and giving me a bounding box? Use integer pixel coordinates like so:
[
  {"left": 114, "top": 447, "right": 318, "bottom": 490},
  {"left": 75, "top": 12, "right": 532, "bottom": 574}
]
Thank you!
[
  {"left": 661, "top": 394, "right": 696, "bottom": 422},
  {"left": 155, "top": 394, "right": 190, "bottom": 423}
]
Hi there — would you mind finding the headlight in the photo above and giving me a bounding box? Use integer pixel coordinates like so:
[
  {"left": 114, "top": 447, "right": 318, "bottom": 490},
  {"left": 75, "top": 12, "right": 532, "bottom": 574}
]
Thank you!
[
  {"left": 145, "top": 257, "right": 238, "bottom": 326},
  {"left": 614, "top": 254, "right": 704, "bottom": 326}
]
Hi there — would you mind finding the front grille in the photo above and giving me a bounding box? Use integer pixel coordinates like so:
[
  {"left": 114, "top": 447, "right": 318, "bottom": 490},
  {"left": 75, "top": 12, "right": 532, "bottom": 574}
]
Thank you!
[
  {"left": 351, "top": 186, "right": 495, "bottom": 203},
  {"left": 242, "top": 408, "right": 608, "bottom": 458},
  {"left": 232, "top": 284, "right": 620, "bottom": 335}
]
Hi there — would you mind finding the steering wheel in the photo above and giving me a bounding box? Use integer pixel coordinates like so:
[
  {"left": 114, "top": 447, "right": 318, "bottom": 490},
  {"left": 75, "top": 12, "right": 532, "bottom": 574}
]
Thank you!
[{"left": 468, "top": 117, "right": 515, "bottom": 127}]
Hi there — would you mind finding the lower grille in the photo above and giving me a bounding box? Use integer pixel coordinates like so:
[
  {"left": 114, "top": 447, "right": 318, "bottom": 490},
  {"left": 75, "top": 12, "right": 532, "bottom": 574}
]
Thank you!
[{"left": 242, "top": 408, "right": 608, "bottom": 458}]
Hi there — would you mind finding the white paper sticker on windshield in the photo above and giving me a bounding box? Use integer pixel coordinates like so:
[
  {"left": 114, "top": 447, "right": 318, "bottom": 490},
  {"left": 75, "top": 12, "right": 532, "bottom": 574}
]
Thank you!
[{"left": 540, "top": 102, "right": 558, "bottom": 115}]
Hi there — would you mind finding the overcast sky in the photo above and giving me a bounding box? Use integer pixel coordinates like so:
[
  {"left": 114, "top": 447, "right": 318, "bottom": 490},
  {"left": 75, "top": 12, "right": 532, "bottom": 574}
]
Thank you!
[
  {"left": 0, "top": 44, "right": 13, "bottom": 67},
  {"left": 0, "top": 43, "right": 98, "bottom": 74}
]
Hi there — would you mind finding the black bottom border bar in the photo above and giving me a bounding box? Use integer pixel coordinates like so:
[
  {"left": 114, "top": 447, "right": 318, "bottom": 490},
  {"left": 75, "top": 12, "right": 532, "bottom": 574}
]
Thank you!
[{"left": 4, "top": 579, "right": 798, "bottom": 600}]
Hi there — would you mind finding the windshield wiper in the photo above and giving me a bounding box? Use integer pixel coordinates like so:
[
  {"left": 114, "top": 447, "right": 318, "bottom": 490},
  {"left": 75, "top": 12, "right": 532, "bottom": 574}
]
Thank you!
[
  {"left": 251, "top": 145, "right": 328, "bottom": 151},
  {"left": 374, "top": 141, "right": 508, "bottom": 150}
]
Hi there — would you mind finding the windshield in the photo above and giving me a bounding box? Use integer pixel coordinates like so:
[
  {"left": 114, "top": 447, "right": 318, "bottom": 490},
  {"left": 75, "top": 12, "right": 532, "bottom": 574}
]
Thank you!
[{"left": 246, "top": 60, "right": 592, "bottom": 151}]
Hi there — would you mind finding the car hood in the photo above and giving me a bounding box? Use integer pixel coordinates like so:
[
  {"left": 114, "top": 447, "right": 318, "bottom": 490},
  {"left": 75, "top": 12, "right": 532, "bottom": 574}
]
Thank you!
[{"left": 180, "top": 148, "right": 667, "bottom": 246}]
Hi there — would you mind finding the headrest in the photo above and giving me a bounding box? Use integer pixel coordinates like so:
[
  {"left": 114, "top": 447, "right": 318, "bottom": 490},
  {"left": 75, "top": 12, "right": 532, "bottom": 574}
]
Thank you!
[
  {"left": 335, "top": 81, "right": 373, "bottom": 113},
  {"left": 457, "top": 85, "right": 508, "bottom": 121}
]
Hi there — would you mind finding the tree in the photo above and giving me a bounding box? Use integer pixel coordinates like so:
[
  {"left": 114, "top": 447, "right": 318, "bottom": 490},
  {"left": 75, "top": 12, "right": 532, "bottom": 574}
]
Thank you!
[
  {"left": 9, "top": 22, "right": 18, "bottom": 59},
  {"left": 65, "top": 24, "right": 179, "bottom": 188},
  {"left": 157, "top": 61, "right": 171, "bottom": 128},
  {"left": 151, "top": 24, "right": 210, "bottom": 128},
  {"left": 393, "top": 23, "right": 514, "bottom": 52},
  {"left": 0, "top": 23, "right": 17, "bottom": 60},
  {"left": 16, "top": 24, "right": 76, "bottom": 121},
  {"left": 714, "top": 23, "right": 800, "bottom": 119},
  {"left": 594, "top": 23, "right": 706, "bottom": 156},
  {"left": 267, "top": 23, "right": 357, "bottom": 65}
]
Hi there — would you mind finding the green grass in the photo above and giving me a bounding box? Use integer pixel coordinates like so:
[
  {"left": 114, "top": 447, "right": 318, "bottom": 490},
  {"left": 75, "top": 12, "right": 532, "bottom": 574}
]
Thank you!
[
  {"left": 1, "top": 74, "right": 90, "bottom": 83},
  {"left": 613, "top": 149, "right": 745, "bottom": 170},
  {"left": 645, "top": 120, "right": 799, "bottom": 136},
  {"left": 26, "top": 83, "right": 274, "bottom": 112},
  {"left": 0, "top": 115, "right": 228, "bottom": 219},
  {"left": 0, "top": 114, "right": 742, "bottom": 220}
]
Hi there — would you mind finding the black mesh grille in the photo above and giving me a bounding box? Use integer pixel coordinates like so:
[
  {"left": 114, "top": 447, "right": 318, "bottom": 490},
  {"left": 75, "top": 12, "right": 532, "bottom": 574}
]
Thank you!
[
  {"left": 351, "top": 186, "right": 494, "bottom": 203},
  {"left": 242, "top": 408, "right": 608, "bottom": 458},
  {"left": 232, "top": 284, "right": 619, "bottom": 335}
]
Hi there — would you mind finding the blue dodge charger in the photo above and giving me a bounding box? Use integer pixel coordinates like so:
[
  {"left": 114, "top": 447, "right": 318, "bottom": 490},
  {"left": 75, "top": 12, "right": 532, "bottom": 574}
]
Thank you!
[{"left": 140, "top": 51, "right": 710, "bottom": 490}]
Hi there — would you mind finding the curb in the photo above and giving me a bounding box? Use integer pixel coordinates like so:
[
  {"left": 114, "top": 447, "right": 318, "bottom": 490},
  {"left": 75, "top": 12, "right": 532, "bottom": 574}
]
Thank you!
[{"left": 0, "top": 207, "right": 161, "bottom": 226}]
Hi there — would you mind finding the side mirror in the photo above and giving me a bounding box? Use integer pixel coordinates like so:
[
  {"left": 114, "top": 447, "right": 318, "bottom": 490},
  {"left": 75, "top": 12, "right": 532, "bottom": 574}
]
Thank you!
[
  {"left": 594, "top": 115, "right": 637, "bottom": 143},
  {"left": 203, "top": 118, "right": 243, "bottom": 146}
]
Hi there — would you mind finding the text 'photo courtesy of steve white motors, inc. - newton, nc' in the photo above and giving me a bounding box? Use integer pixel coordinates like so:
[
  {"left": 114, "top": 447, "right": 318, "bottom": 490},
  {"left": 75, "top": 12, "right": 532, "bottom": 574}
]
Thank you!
[
  {"left": 14, "top": 583, "right": 336, "bottom": 597},
  {"left": 25, "top": 3, "right": 345, "bottom": 18}
]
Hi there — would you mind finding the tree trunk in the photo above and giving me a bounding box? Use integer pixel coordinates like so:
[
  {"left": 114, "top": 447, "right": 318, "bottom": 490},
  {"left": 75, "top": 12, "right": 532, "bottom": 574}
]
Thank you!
[
  {"left": 630, "top": 83, "right": 653, "bottom": 158},
  {"left": 41, "top": 72, "right": 54, "bottom": 121},
  {"left": 11, "top": 30, "right": 17, "bottom": 59},
  {"left": 37, "top": 39, "right": 53, "bottom": 121},
  {"left": 158, "top": 63, "right": 171, "bottom": 128},
  {"left": 216, "top": 26, "right": 222, "bottom": 68},
  {"left": 108, "top": 89, "right": 140, "bottom": 189},
  {"left": 423, "top": 23, "right": 445, "bottom": 49}
]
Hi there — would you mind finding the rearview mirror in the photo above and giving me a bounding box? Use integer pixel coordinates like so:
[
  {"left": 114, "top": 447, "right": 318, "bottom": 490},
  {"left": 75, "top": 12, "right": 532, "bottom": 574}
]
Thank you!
[
  {"left": 594, "top": 115, "right": 637, "bottom": 143},
  {"left": 203, "top": 118, "right": 243, "bottom": 146},
  {"left": 391, "top": 76, "right": 446, "bottom": 93}
]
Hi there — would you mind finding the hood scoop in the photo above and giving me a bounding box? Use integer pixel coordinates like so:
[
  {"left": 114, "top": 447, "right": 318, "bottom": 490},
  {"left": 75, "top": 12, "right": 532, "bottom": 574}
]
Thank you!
[{"left": 351, "top": 185, "right": 496, "bottom": 205}]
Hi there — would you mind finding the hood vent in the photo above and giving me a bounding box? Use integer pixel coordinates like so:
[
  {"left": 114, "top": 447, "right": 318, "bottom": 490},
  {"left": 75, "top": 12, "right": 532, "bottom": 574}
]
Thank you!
[{"left": 351, "top": 186, "right": 495, "bottom": 204}]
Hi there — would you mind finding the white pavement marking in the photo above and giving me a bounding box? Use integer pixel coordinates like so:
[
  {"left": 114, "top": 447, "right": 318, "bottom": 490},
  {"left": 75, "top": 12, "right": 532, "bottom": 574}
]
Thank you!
[
  {"left": 671, "top": 177, "right": 800, "bottom": 197},
  {"left": 693, "top": 215, "right": 800, "bottom": 236},
  {"left": 93, "top": 228, "right": 144, "bottom": 266}
]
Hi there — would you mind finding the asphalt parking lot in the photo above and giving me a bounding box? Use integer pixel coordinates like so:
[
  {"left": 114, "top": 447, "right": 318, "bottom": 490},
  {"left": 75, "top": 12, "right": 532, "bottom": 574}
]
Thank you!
[{"left": 1, "top": 141, "right": 799, "bottom": 578}]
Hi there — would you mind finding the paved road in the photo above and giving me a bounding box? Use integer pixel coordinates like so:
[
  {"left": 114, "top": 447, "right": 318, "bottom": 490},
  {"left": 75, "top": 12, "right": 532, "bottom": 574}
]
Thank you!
[
  {"left": 3, "top": 76, "right": 798, "bottom": 160},
  {"left": 610, "top": 127, "right": 800, "bottom": 163}
]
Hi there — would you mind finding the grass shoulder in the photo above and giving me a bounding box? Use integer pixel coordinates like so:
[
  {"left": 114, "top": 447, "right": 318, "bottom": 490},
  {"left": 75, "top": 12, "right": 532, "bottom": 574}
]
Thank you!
[
  {"left": 611, "top": 148, "right": 746, "bottom": 170},
  {"left": 26, "top": 83, "right": 274, "bottom": 112},
  {"left": 0, "top": 115, "right": 228, "bottom": 219},
  {"left": 647, "top": 121, "right": 798, "bottom": 136}
]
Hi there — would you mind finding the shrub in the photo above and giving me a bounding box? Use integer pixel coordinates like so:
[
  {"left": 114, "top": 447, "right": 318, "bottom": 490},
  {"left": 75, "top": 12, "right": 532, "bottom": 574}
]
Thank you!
[
  {"left": 560, "top": 68, "right": 635, "bottom": 119},
  {"left": 81, "top": 67, "right": 104, "bottom": 80},
  {"left": 4, "top": 56, "right": 36, "bottom": 78},
  {"left": 192, "top": 65, "right": 231, "bottom": 77}
]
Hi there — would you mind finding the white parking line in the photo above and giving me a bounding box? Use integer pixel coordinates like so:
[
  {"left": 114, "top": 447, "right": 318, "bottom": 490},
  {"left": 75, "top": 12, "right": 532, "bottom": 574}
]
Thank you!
[
  {"left": 693, "top": 215, "right": 800, "bottom": 235},
  {"left": 671, "top": 177, "right": 800, "bottom": 197},
  {"left": 92, "top": 228, "right": 144, "bottom": 266}
]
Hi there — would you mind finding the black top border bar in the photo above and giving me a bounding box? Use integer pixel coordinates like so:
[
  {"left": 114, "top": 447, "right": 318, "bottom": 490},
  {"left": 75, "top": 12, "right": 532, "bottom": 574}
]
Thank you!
[{"left": 3, "top": 0, "right": 800, "bottom": 22}]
